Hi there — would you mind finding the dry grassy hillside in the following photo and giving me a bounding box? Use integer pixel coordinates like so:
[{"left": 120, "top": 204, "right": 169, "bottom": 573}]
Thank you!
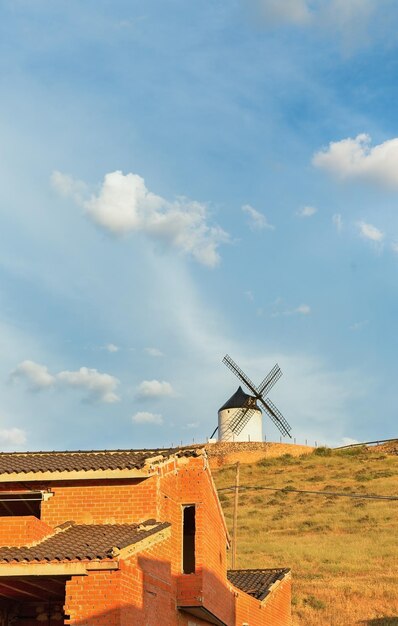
[{"left": 212, "top": 445, "right": 398, "bottom": 626}]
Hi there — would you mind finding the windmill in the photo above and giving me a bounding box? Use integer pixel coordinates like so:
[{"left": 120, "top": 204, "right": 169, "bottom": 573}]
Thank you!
[{"left": 210, "top": 354, "right": 292, "bottom": 442}]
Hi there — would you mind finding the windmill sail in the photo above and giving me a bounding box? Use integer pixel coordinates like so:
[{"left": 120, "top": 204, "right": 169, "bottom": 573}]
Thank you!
[{"left": 258, "top": 397, "right": 292, "bottom": 438}]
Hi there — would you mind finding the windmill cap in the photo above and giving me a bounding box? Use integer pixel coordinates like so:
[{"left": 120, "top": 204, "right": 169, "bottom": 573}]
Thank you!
[{"left": 218, "top": 386, "right": 260, "bottom": 412}]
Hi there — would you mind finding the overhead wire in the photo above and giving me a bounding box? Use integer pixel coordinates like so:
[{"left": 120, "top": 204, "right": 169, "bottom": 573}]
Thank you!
[{"left": 217, "top": 484, "right": 398, "bottom": 501}]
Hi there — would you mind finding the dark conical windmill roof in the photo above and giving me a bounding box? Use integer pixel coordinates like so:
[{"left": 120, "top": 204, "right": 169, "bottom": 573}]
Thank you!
[{"left": 219, "top": 386, "right": 259, "bottom": 412}]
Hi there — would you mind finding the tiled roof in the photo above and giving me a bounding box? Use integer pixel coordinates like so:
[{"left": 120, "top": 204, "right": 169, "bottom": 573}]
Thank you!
[
  {"left": 227, "top": 568, "right": 290, "bottom": 601},
  {"left": 0, "top": 520, "right": 170, "bottom": 562},
  {"left": 0, "top": 447, "right": 201, "bottom": 474}
]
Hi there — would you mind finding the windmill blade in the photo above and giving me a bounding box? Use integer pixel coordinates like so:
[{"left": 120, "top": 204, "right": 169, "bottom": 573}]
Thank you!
[
  {"left": 228, "top": 406, "right": 256, "bottom": 435},
  {"left": 257, "top": 364, "right": 282, "bottom": 396},
  {"left": 232, "top": 408, "right": 256, "bottom": 436},
  {"left": 222, "top": 406, "right": 256, "bottom": 442},
  {"left": 223, "top": 354, "right": 258, "bottom": 396},
  {"left": 209, "top": 425, "right": 218, "bottom": 439},
  {"left": 259, "top": 397, "right": 292, "bottom": 438}
]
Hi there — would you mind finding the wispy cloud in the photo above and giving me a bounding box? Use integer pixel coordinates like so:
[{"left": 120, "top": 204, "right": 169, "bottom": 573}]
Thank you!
[
  {"left": 136, "top": 379, "right": 174, "bottom": 398},
  {"left": 313, "top": 134, "right": 398, "bottom": 189},
  {"left": 57, "top": 368, "right": 120, "bottom": 403},
  {"left": 272, "top": 303, "right": 311, "bottom": 317},
  {"left": 51, "top": 170, "right": 88, "bottom": 202},
  {"left": 144, "top": 347, "right": 164, "bottom": 358},
  {"left": 0, "top": 427, "right": 27, "bottom": 446},
  {"left": 242, "top": 204, "right": 274, "bottom": 231},
  {"left": 10, "top": 361, "right": 120, "bottom": 403},
  {"left": 297, "top": 205, "right": 317, "bottom": 218},
  {"left": 332, "top": 213, "right": 343, "bottom": 231},
  {"left": 249, "top": 0, "right": 378, "bottom": 44},
  {"left": 105, "top": 343, "right": 119, "bottom": 353},
  {"left": 249, "top": 0, "right": 312, "bottom": 26},
  {"left": 10, "top": 360, "right": 55, "bottom": 390},
  {"left": 132, "top": 411, "right": 163, "bottom": 425},
  {"left": 350, "top": 320, "right": 368, "bottom": 332},
  {"left": 296, "top": 304, "right": 311, "bottom": 315},
  {"left": 52, "top": 170, "right": 228, "bottom": 267},
  {"left": 357, "top": 221, "right": 384, "bottom": 243},
  {"left": 341, "top": 436, "right": 359, "bottom": 446}
]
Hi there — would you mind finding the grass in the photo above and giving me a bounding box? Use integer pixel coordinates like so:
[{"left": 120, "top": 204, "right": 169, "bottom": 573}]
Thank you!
[{"left": 212, "top": 447, "right": 398, "bottom": 626}]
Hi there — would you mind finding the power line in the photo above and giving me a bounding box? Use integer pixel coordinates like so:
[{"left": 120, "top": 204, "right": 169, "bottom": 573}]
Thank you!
[{"left": 218, "top": 484, "right": 398, "bottom": 501}]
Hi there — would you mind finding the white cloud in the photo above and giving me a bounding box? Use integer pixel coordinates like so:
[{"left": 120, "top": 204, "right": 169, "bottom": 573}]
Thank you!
[
  {"left": 357, "top": 221, "right": 384, "bottom": 243},
  {"left": 350, "top": 320, "right": 368, "bottom": 332},
  {"left": 10, "top": 360, "right": 120, "bottom": 403},
  {"left": 10, "top": 360, "right": 55, "bottom": 390},
  {"left": 250, "top": 0, "right": 377, "bottom": 42},
  {"left": 242, "top": 204, "right": 274, "bottom": 231},
  {"left": 313, "top": 134, "right": 398, "bottom": 189},
  {"left": 271, "top": 303, "right": 311, "bottom": 317},
  {"left": 332, "top": 213, "right": 343, "bottom": 231},
  {"left": 252, "top": 0, "right": 312, "bottom": 25},
  {"left": 145, "top": 347, "right": 163, "bottom": 357},
  {"left": 105, "top": 343, "right": 119, "bottom": 353},
  {"left": 51, "top": 171, "right": 87, "bottom": 203},
  {"left": 137, "top": 379, "right": 174, "bottom": 398},
  {"left": 57, "top": 367, "right": 120, "bottom": 403},
  {"left": 297, "top": 205, "right": 317, "bottom": 218},
  {"left": 0, "top": 428, "right": 27, "bottom": 446},
  {"left": 391, "top": 242, "right": 398, "bottom": 254},
  {"left": 53, "top": 170, "right": 228, "bottom": 267},
  {"left": 296, "top": 304, "right": 311, "bottom": 315},
  {"left": 341, "top": 436, "right": 359, "bottom": 446},
  {"left": 132, "top": 411, "right": 163, "bottom": 425}
]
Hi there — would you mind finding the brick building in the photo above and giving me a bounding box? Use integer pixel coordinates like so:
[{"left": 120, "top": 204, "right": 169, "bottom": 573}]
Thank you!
[{"left": 0, "top": 446, "right": 291, "bottom": 625}]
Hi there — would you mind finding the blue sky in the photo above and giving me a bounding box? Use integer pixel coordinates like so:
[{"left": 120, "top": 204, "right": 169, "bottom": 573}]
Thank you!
[{"left": 1, "top": 0, "right": 398, "bottom": 451}]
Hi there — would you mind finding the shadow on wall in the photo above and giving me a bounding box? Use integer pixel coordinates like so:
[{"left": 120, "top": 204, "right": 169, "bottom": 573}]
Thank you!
[{"left": 70, "top": 555, "right": 234, "bottom": 626}]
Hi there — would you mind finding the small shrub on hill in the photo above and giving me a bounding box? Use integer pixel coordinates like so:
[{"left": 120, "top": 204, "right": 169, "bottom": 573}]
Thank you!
[
  {"left": 313, "top": 446, "right": 332, "bottom": 457},
  {"left": 355, "top": 471, "right": 375, "bottom": 482},
  {"left": 303, "top": 595, "right": 326, "bottom": 610},
  {"left": 336, "top": 445, "right": 367, "bottom": 457}
]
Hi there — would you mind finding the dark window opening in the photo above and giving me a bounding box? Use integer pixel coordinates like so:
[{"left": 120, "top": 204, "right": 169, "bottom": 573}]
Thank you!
[
  {"left": 182, "top": 505, "right": 196, "bottom": 574},
  {"left": 0, "top": 493, "right": 42, "bottom": 517}
]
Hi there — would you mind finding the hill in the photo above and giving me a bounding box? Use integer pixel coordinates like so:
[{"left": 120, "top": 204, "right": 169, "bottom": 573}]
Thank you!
[{"left": 211, "top": 443, "right": 398, "bottom": 626}]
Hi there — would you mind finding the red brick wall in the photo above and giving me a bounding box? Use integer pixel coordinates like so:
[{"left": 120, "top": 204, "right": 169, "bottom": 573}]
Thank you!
[
  {"left": 65, "top": 569, "right": 122, "bottom": 625},
  {"left": 0, "top": 478, "right": 158, "bottom": 529},
  {"left": 235, "top": 573, "right": 292, "bottom": 626},
  {"left": 0, "top": 516, "right": 53, "bottom": 546},
  {"left": 157, "top": 457, "right": 236, "bottom": 625},
  {"left": 41, "top": 478, "right": 157, "bottom": 527},
  {"left": 0, "top": 458, "right": 292, "bottom": 625}
]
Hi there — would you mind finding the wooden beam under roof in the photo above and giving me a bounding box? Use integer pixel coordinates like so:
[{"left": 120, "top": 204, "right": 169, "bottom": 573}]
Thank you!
[{"left": 0, "top": 576, "right": 68, "bottom": 601}]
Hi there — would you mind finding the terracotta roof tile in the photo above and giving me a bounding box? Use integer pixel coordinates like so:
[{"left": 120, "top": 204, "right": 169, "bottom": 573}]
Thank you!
[
  {"left": 227, "top": 568, "right": 290, "bottom": 601},
  {"left": 0, "top": 447, "right": 201, "bottom": 475},
  {"left": 0, "top": 520, "right": 170, "bottom": 562}
]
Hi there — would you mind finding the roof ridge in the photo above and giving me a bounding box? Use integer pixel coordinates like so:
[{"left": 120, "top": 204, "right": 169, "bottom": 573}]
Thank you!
[{"left": 0, "top": 445, "right": 204, "bottom": 456}]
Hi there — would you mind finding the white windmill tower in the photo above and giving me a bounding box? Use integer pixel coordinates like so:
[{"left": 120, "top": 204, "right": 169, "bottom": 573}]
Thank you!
[{"left": 211, "top": 354, "right": 292, "bottom": 443}]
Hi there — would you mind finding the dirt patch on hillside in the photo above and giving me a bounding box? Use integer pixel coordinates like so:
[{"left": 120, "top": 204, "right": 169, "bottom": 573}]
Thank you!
[
  {"left": 205, "top": 441, "right": 313, "bottom": 468},
  {"left": 368, "top": 440, "right": 398, "bottom": 455}
]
